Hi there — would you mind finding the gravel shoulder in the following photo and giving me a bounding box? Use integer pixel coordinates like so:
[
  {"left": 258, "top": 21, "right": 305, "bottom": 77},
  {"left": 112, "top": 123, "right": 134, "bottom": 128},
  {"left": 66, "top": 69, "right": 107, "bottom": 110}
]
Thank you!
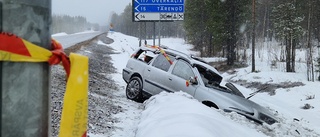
[{"left": 50, "top": 33, "right": 139, "bottom": 137}]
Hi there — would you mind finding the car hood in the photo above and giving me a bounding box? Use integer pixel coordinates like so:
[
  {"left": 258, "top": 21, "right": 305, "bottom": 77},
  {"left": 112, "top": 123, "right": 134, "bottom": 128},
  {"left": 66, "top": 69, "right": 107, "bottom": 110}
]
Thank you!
[{"left": 207, "top": 88, "right": 277, "bottom": 120}]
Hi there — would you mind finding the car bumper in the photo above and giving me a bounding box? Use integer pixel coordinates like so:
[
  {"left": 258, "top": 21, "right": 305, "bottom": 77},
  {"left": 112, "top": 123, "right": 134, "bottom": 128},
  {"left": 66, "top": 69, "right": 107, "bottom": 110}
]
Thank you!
[
  {"left": 122, "top": 68, "right": 131, "bottom": 83},
  {"left": 224, "top": 108, "right": 278, "bottom": 125}
]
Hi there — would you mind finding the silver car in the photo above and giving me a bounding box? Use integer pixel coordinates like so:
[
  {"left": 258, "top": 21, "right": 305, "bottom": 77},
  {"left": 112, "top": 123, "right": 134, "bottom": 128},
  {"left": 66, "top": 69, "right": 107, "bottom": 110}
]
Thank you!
[{"left": 122, "top": 46, "right": 278, "bottom": 125}]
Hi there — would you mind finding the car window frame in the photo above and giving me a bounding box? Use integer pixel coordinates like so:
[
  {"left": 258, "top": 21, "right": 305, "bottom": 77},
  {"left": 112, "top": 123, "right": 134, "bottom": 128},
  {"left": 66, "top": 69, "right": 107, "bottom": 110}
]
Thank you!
[
  {"left": 171, "top": 59, "right": 196, "bottom": 80},
  {"left": 151, "top": 53, "right": 175, "bottom": 72}
]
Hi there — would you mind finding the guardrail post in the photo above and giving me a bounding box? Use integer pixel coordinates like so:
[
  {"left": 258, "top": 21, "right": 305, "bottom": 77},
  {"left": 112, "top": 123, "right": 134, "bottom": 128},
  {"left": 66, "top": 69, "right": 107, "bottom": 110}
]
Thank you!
[
  {"left": 0, "top": 2, "right": 2, "bottom": 135},
  {"left": 0, "top": 0, "right": 51, "bottom": 137}
]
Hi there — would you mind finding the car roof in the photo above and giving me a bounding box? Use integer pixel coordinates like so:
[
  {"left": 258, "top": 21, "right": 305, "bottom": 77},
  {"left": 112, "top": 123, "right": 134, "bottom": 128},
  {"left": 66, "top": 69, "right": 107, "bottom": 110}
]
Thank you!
[{"left": 140, "top": 45, "right": 222, "bottom": 76}]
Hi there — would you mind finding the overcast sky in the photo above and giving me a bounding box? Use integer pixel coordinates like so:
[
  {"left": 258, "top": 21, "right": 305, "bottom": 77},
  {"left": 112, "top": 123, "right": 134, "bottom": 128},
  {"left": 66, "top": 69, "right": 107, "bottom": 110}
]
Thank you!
[{"left": 52, "top": 0, "right": 132, "bottom": 26}]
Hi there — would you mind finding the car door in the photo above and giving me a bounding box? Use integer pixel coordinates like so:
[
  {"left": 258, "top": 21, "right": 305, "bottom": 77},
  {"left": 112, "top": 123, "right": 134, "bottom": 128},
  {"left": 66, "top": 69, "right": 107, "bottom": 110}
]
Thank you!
[
  {"left": 143, "top": 54, "right": 175, "bottom": 95},
  {"left": 167, "top": 59, "right": 198, "bottom": 96}
]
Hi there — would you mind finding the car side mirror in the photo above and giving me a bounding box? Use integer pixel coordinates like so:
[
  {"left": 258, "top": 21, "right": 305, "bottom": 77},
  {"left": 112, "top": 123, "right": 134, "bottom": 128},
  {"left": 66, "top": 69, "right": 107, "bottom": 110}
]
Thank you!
[{"left": 189, "top": 76, "right": 198, "bottom": 85}]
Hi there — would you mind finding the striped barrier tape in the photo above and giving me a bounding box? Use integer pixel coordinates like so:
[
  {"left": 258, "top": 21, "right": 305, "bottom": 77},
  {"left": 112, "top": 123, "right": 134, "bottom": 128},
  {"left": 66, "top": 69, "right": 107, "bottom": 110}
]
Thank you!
[
  {"left": 0, "top": 32, "right": 88, "bottom": 137},
  {"left": 145, "top": 45, "right": 173, "bottom": 65}
]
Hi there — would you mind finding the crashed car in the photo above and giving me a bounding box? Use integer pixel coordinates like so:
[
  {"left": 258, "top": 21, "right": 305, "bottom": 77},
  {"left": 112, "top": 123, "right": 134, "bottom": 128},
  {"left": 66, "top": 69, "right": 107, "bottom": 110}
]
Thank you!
[{"left": 122, "top": 46, "right": 278, "bottom": 125}]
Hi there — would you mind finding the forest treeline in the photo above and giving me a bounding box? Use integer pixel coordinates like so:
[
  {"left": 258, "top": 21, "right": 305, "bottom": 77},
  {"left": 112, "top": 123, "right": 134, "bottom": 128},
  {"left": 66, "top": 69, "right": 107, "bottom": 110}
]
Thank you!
[
  {"left": 110, "top": 0, "right": 320, "bottom": 77},
  {"left": 52, "top": 14, "right": 100, "bottom": 34}
]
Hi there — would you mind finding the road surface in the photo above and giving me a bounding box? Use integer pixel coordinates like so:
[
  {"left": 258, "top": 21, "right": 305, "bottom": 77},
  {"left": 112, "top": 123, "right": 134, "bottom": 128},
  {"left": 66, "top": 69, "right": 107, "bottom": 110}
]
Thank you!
[{"left": 52, "top": 31, "right": 103, "bottom": 48}]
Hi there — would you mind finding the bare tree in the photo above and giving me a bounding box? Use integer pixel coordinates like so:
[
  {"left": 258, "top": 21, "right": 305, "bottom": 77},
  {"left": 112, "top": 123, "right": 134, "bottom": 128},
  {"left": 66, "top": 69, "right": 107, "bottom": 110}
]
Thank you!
[{"left": 306, "top": 0, "right": 314, "bottom": 81}]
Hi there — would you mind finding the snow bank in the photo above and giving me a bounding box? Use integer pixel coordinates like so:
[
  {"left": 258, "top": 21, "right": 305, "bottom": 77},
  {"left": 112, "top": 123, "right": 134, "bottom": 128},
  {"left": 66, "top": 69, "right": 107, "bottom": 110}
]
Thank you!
[{"left": 136, "top": 92, "right": 266, "bottom": 137}]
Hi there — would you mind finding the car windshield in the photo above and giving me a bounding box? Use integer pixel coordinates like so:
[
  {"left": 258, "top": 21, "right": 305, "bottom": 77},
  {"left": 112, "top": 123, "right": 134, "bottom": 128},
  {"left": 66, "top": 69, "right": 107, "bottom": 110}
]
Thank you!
[
  {"left": 195, "top": 64, "right": 222, "bottom": 87},
  {"left": 132, "top": 49, "right": 157, "bottom": 64},
  {"left": 195, "top": 64, "right": 244, "bottom": 96}
]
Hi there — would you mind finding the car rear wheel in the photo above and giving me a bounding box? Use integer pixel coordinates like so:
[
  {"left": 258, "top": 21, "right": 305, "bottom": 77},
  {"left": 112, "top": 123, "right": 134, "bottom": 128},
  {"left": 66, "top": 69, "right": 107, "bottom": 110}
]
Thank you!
[{"left": 126, "top": 76, "right": 144, "bottom": 102}]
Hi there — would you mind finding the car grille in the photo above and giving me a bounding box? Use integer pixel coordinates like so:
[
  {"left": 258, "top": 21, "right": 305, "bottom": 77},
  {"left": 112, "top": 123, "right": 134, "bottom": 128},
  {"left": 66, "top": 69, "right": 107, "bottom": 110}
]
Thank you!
[
  {"left": 259, "top": 113, "right": 277, "bottom": 125},
  {"left": 229, "top": 107, "right": 254, "bottom": 116}
]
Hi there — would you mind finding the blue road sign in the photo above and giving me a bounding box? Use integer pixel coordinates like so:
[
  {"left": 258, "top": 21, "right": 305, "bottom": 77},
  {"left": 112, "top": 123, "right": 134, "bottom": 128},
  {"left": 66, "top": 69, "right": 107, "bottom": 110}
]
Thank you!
[
  {"left": 134, "top": 5, "right": 184, "bottom": 12},
  {"left": 134, "top": 0, "right": 184, "bottom": 13},
  {"left": 134, "top": 0, "right": 184, "bottom": 5},
  {"left": 132, "top": 0, "right": 184, "bottom": 21}
]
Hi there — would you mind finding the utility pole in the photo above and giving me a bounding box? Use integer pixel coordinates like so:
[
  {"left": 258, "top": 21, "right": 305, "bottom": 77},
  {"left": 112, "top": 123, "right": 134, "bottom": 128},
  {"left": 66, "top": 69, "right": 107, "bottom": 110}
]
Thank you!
[
  {"left": 1, "top": 0, "right": 51, "bottom": 137},
  {"left": 145, "top": 22, "right": 147, "bottom": 45},
  {"left": 139, "top": 22, "right": 142, "bottom": 47},
  {"left": 0, "top": 3, "right": 2, "bottom": 134},
  {"left": 252, "top": 0, "right": 256, "bottom": 72},
  {"left": 158, "top": 20, "right": 161, "bottom": 47},
  {"left": 153, "top": 21, "right": 156, "bottom": 46}
]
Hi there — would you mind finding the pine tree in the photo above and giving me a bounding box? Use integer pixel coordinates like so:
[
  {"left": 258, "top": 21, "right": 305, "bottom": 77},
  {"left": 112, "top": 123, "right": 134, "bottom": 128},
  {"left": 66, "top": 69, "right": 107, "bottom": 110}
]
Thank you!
[
  {"left": 312, "top": 0, "right": 320, "bottom": 44},
  {"left": 316, "top": 57, "right": 320, "bottom": 81},
  {"left": 223, "top": 0, "right": 250, "bottom": 65},
  {"left": 271, "top": 2, "right": 304, "bottom": 72},
  {"left": 184, "top": 0, "right": 250, "bottom": 61},
  {"left": 184, "top": 0, "right": 208, "bottom": 56}
]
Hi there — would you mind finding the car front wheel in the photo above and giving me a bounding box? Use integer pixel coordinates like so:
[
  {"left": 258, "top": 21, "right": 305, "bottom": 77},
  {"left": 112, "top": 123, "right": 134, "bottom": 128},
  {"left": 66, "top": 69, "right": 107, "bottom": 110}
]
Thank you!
[{"left": 126, "top": 76, "right": 144, "bottom": 102}]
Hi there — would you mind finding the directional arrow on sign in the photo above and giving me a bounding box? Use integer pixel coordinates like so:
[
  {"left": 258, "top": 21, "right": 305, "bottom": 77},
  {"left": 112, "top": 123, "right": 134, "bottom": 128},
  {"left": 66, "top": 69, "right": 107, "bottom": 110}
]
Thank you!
[
  {"left": 135, "top": 5, "right": 140, "bottom": 12},
  {"left": 135, "top": 13, "right": 140, "bottom": 21},
  {"left": 135, "top": 0, "right": 140, "bottom": 4}
]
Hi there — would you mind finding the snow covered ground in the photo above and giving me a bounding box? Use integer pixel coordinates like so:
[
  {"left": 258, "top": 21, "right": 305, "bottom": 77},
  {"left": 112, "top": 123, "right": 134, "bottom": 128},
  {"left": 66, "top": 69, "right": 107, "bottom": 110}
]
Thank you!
[
  {"left": 56, "top": 31, "right": 320, "bottom": 137},
  {"left": 94, "top": 32, "right": 320, "bottom": 137}
]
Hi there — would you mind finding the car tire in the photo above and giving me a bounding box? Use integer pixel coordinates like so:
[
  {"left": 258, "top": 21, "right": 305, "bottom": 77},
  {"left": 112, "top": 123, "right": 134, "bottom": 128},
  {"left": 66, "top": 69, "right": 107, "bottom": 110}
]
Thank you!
[{"left": 126, "top": 76, "right": 144, "bottom": 102}]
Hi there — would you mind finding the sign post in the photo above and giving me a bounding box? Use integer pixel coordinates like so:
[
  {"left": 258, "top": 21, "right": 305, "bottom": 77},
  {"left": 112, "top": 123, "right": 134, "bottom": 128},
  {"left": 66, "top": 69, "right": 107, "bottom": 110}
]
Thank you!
[{"left": 132, "top": 0, "right": 185, "bottom": 46}]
